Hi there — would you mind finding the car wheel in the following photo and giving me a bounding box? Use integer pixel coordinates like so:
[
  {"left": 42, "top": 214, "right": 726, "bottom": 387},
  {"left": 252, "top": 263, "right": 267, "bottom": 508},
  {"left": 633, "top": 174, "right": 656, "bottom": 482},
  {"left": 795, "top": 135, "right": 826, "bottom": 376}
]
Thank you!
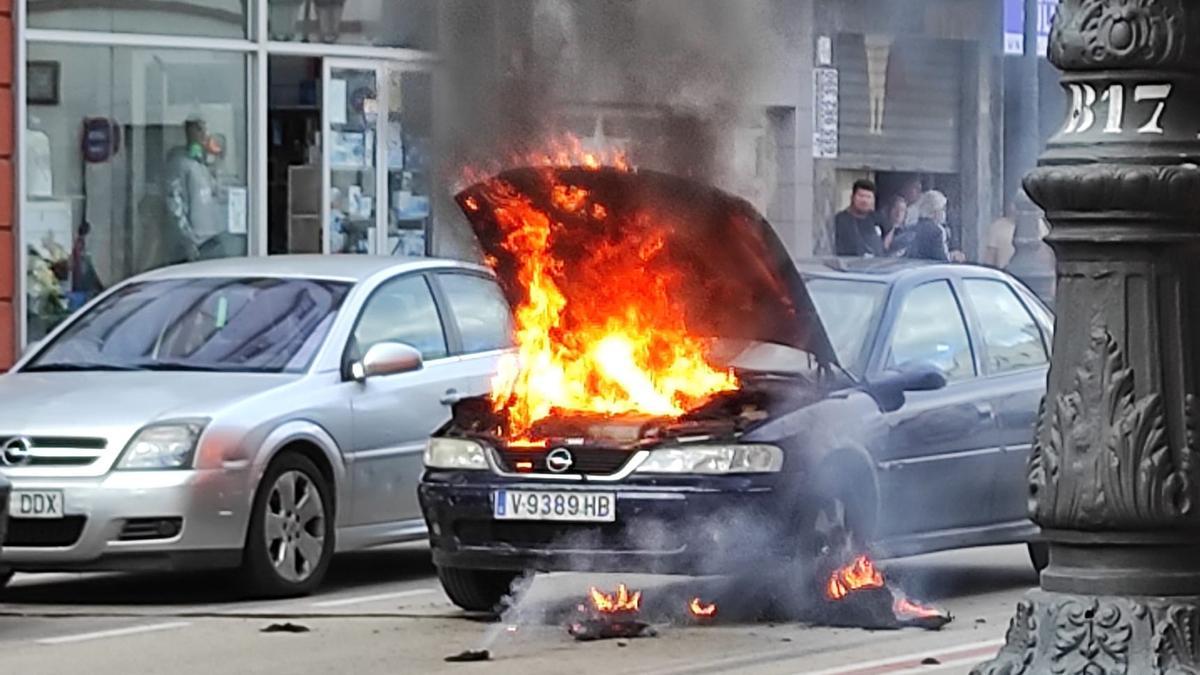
[
  {"left": 241, "top": 453, "right": 335, "bottom": 598},
  {"left": 437, "top": 565, "right": 521, "bottom": 613},
  {"left": 809, "top": 485, "right": 876, "bottom": 560},
  {"left": 1028, "top": 542, "right": 1049, "bottom": 573}
]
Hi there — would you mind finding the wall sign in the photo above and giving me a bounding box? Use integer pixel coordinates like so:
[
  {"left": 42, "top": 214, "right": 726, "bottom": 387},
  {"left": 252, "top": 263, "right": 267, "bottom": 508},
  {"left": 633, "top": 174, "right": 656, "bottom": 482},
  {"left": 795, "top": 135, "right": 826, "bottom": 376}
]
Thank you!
[
  {"left": 813, "top": 67, "right": 839, "bottom": 159},
  {"left": 1003, "top": 0, "right": 1058, "bottom": 56}
]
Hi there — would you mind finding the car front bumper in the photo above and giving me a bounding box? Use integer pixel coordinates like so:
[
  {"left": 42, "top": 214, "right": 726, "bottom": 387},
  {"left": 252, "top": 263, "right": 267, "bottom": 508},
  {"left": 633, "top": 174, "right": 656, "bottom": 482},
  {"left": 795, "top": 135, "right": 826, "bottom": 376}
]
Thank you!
[
  {"left": 1, "top": 468, "right": 252, "bottom": 572},
  {"left": 419, "top": 471, "right": 792, "bottom": 575}
]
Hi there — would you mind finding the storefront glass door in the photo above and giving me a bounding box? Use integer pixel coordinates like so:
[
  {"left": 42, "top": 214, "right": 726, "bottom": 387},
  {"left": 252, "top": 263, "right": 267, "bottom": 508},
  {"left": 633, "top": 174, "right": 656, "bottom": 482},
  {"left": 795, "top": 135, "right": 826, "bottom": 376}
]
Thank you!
[
  {"left": 384, "top": 67, "right": 433, "bottom": 256},
  {"left": 322, "top": 59, "right": 384, "bottom": 254}
]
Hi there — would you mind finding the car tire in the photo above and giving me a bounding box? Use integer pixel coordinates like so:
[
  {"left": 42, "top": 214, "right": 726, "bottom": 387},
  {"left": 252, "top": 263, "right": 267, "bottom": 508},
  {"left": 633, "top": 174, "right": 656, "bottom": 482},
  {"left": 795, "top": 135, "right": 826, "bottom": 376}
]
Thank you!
[
  {"left": 1028, "top": 542, "right": 1049, "bottom": 573},
  {"left": 241, "top": 453, "right": 335, "bottom": 598},
  {"left": 437, "top": 565, "right": 521, "bottom": 613}
]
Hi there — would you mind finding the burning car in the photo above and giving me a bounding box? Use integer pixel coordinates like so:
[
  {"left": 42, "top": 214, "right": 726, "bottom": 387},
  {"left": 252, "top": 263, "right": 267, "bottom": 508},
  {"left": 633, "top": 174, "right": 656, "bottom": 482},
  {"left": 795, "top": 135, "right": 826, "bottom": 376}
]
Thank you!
[{"left": 419, "top": 163, "right": 1048, "bottom": 611}]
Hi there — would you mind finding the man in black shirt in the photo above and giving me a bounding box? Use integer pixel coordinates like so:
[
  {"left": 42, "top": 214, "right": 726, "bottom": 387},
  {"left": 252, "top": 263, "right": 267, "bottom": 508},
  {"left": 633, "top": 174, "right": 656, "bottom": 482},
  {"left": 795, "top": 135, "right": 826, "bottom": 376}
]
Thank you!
[{"left": 834, "top": 179, "right": 884, "bottom": 257}]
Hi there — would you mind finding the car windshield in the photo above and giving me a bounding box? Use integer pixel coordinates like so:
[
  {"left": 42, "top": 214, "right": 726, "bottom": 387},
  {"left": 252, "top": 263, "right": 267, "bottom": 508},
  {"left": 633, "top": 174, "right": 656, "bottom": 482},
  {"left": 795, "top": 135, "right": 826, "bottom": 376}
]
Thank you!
[
  {"left": 25, "top": 277, "right": 352, "bottom": 374},
  {"left": 804, "top": 276, "right": 890, "bottom": 375}
]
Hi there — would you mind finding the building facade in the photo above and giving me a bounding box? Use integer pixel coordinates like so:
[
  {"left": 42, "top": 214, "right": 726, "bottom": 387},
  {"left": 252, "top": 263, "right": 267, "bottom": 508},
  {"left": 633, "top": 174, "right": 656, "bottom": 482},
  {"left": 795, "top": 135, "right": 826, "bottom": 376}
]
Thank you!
[{"left": 0, "top": 0, "right": 1053, "bottom": 369}]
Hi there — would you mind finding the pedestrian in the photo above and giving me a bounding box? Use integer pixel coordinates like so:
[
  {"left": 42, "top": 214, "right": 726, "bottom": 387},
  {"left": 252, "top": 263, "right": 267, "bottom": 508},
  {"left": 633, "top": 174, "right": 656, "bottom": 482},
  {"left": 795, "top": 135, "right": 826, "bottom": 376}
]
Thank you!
[
  {"left": 834, "top": 179, "right": 884, "bottom": 257},
  {"left": 983, "top": 198, "right": 1018, "bottom": 269},
  {"left": 893, "top": 190, "right": 952, "bottom": 261},
  {"left": 165, "top": 117, "right": 223, "bottom": 261},
  {"left": 984, "top": 191, "right": 1050, "bottom": 268},
  {"left": 881, "top": 194, "right": 908, "bottom": 255},
  {"left": 899, "top": 175, "right": 923, "bottom": 227}
]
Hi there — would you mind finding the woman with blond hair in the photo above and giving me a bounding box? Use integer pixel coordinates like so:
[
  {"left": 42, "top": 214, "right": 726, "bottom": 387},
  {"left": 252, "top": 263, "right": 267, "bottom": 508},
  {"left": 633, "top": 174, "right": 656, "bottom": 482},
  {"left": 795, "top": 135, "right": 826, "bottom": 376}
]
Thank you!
[{"left": 889, "top": 190, "right": 951, "bottom": 261}]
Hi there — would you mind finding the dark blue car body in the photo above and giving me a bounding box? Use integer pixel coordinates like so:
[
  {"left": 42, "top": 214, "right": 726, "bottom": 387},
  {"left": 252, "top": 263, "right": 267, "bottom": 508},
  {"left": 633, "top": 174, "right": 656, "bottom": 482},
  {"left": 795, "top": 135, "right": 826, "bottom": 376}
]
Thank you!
[{"left": 420, "top": 258, "right": 1051, "bottom": 577}]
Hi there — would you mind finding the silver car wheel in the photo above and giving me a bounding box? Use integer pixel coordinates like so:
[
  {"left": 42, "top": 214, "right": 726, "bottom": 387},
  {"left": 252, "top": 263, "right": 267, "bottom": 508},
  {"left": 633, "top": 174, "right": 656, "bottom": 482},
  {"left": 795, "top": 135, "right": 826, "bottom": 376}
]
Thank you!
[{"left": 264, "top": 470, "right": 326, "bottom": 583}]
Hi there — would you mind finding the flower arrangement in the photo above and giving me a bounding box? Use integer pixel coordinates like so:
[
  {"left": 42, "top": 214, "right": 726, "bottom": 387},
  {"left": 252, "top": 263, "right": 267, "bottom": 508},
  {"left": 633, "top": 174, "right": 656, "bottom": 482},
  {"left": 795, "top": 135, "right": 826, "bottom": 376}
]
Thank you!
[{"left": 27, "top": 233, "right": 70, "bottom": 332}]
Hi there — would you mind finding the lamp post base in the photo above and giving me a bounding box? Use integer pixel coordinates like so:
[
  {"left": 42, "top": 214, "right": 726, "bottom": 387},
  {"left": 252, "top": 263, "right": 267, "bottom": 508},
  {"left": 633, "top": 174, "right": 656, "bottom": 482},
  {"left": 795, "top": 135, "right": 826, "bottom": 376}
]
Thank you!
[{"left": 974, "top": 589, "right": 1200, "bottom": 674}]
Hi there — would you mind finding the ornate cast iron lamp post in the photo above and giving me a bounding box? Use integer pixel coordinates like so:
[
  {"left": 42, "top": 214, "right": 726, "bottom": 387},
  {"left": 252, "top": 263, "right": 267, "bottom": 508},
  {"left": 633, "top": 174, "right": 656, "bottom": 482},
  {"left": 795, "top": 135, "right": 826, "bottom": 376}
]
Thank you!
[{"left": 975, "top": 0, "right": 1200, "bottom": 672}]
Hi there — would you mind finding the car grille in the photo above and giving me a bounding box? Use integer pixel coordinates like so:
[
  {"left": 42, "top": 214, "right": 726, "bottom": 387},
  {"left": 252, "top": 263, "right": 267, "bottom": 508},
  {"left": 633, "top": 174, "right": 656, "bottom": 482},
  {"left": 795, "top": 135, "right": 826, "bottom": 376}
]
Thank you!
[
  {"left": 118, "top": 518, "right": 183, "bottom": 542},
  {"left": 0, "top": 436, "right": 107, "bottom": 467},
  {"left": 455, "top": 521, "right": 681, "bottom": 552},
  {"left": 493, "top": 446, "right": 635, "bottom": 476},
  {"left": 4, "top": 516, "right": 87, "bottom": 547}
]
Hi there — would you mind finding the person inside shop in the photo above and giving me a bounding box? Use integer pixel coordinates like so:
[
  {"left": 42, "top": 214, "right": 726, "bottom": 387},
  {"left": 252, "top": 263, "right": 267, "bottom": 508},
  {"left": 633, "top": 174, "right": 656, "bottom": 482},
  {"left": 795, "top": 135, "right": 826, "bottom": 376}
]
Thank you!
[
  {"left": 834, "top": 179, "right": 884, "bottom": 257},
  {"left": 898, "top": 175, "right": 924, "bottom": 227},
  {"left": 881, "top": 194, "right": 908, "bottom": 254},
  {"left": 166, "top": 117, "right": 223, "bottom": 261},
  {"left": 890, "top": 190, "right": 952, "bottom": 261}
]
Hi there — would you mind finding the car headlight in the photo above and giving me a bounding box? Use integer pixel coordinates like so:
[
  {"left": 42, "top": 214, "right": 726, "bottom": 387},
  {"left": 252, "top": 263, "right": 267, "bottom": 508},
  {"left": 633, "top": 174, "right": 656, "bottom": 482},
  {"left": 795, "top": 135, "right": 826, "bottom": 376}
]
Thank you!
[
  {"left": 633, "top": 444, "right": 784, "bottom": 475},
  {"left": 424, "top": 437, "right": 489, "bottom": 471},
  {"left": 116, "top": 420, "right": 208, "bottom": 470}
]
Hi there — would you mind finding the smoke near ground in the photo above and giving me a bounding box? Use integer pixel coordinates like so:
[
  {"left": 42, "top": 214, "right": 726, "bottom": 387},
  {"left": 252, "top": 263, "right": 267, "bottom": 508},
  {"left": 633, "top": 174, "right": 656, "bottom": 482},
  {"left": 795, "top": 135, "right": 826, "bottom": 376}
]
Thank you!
[{"left": 434, "top": 0, "right": 793, "bottom": 258}]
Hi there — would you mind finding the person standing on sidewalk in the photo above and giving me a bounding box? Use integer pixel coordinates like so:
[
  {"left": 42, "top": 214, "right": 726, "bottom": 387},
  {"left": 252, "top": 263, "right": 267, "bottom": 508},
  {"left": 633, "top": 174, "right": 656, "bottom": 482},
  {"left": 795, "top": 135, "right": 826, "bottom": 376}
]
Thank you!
[{"left": 834, "top": 179, "right": 884, "bottom": 257}]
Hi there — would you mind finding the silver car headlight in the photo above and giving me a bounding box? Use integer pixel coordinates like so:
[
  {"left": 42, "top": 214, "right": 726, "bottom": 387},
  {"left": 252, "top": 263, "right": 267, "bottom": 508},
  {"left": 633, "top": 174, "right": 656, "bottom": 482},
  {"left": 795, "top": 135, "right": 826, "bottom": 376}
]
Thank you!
[
  {"left": 424, "top": 437, "right": 489, "bottom": 471},
  {"left": 633, "top": 444, "right": 784, "bottom": 475},
  {"left": 116, "top": 420, "right": 208, "bottom": 470}
]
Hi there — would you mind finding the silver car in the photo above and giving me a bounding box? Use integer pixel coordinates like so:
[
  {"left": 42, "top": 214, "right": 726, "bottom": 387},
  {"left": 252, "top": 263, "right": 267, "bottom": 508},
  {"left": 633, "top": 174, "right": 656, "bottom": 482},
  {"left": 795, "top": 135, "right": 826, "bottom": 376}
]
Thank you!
[{"left": 0, "top": 255, "right": 512, "bottom": 596}]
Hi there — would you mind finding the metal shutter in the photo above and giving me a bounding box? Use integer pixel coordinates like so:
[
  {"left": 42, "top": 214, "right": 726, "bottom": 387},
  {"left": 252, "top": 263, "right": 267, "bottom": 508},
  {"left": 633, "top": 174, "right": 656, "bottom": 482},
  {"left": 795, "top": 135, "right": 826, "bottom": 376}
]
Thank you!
[{"left": 836, "top": 34, "right": 961, "bottom": 173}]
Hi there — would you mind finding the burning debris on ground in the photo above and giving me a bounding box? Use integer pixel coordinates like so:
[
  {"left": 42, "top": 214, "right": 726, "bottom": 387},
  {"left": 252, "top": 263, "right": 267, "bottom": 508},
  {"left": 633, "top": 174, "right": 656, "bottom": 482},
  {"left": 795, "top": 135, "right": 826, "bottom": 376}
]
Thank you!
[
  {"left": 567, "top": 583, "right": 657, "bottom": 642},
  {"left": 819, "top": 555, "right": 952, "bottom": 631}
]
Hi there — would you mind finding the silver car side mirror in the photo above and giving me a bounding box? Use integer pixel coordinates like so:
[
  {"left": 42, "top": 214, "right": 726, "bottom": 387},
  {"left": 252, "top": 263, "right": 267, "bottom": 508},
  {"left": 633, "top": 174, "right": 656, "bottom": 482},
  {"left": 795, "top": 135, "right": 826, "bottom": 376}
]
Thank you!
[{"left": 352, "top": 342, "right": 423, "bottom": 381}]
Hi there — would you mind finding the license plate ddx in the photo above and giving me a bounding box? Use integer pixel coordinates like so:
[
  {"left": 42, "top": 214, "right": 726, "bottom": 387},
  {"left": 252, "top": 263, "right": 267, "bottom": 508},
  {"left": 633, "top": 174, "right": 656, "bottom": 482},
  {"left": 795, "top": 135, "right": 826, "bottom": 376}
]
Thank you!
[
  {"left": 493, "top": 490, "right": 616, "bottom": 523},
  {"left": 9, "top": 490, "right": 65, "bottom": 519}
]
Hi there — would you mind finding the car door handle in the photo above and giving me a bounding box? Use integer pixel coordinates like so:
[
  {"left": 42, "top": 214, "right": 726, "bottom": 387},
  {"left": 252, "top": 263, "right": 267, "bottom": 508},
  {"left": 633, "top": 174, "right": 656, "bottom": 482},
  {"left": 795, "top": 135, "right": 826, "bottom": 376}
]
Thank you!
[
  {"left": 440, "top": 389, "right": 467, "bottom": 405},
  {"left": 975, "top": 402, "right": 995, "bottom": 419}
]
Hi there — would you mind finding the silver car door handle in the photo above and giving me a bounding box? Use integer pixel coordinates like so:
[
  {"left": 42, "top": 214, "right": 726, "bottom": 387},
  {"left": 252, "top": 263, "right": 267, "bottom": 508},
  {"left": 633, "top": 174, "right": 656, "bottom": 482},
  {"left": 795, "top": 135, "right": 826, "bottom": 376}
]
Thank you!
[
  {"left": 975, "top": 402, "right": 995, "bottom": 419},
  {"left": 440, "top": 389, "right": 467, "bottom": 405}
]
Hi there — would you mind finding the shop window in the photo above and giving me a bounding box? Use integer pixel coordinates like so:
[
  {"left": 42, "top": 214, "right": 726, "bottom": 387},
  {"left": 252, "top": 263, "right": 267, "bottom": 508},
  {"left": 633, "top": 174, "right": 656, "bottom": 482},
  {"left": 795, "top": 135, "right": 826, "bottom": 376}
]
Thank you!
[
  {"left": 28, "top": 0, "right": 250, "bottom": 39},
  {"left": 24, "top": 44, "right": 250, "bottom": 342},
  {"left": 268, "top": 0, "right": 437, "bottom": 49}
]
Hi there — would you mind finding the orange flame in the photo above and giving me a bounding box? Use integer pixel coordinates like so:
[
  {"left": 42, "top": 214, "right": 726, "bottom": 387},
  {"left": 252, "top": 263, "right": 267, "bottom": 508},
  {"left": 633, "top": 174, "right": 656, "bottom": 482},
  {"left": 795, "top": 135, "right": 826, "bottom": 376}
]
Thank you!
[
  {"left": 893, "top": 597, "right": 943, "bottom": 620},
  {"left": 473, "top": 147, "right": 739, "bottom": 439},
  {"left": 826, "top": 555, "right": 886, "bottom": 601},
  {"left": 589, "top": 584, "right": 642, "bottom": 614},
  {"left": 688, "top": 597, "right": 718, "bottom": 618}
]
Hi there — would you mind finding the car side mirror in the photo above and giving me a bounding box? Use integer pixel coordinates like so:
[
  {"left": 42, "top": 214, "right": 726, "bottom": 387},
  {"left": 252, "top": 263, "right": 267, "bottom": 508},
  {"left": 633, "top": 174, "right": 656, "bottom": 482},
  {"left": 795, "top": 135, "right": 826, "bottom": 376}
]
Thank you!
[
  {"left": 866, "top": 362, "right": 948, "bottom": 413},
  {"left": 351, "top": 342, "right": 423, "bottom": 381}
]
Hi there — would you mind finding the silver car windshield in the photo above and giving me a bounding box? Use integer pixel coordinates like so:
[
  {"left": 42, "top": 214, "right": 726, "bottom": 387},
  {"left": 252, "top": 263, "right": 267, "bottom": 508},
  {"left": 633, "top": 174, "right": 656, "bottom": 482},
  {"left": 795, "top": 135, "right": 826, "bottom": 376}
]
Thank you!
[{"left": 24, "top": 277, "right": 352, "bottom": 374}]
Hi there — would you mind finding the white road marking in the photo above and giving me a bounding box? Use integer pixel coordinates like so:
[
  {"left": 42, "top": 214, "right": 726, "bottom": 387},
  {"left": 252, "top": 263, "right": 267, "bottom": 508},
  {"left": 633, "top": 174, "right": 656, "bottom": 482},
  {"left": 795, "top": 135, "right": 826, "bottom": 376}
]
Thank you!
[
  {"left": 800, "top": 638, "right": 1005, "bottom": 675},
  {"left": 309, "top": 588, "right": 438, "bottom": 608},
  {"left": 37, "top": 621, "right": 192, "bottom": 646}
]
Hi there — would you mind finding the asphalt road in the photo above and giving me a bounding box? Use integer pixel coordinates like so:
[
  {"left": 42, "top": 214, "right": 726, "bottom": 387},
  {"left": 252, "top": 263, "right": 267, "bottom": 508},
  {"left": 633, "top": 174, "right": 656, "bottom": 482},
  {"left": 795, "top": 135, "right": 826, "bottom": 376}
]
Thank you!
[{"left": 0, "top": 544, "right": 1036, "bottom": 674}]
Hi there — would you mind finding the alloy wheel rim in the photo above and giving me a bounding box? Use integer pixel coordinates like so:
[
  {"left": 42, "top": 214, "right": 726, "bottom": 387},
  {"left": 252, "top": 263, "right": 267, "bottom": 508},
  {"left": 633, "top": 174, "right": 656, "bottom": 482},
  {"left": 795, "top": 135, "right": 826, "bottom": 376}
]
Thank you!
[{"left": 264, "top": 470, "right": 326, "bottom": 583}]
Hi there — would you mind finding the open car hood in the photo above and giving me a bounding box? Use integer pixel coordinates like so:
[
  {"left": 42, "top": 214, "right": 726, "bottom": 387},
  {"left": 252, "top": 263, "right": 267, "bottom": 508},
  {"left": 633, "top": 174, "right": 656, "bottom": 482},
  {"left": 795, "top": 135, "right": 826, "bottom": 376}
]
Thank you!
[{"left": 455, "top": 166, "right": 837, "bottom": 366}]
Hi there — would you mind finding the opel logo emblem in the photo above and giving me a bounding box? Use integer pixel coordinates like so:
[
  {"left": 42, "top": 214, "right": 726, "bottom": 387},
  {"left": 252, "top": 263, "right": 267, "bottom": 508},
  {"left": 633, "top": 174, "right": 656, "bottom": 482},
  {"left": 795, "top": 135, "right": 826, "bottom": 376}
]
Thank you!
[
  {"left": 545, "top": 447, "right": 574, "bottom": 474},
  {"left": 2, "top": 437, "right": 33, "bottom": 467}
]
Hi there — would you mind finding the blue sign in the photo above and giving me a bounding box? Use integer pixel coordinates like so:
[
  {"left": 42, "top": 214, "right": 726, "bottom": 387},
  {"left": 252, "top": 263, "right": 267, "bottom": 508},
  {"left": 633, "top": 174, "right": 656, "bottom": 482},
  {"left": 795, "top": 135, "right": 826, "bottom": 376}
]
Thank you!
[{"left": 1004, "top": 0, "right": 1058, "bottom": 56}]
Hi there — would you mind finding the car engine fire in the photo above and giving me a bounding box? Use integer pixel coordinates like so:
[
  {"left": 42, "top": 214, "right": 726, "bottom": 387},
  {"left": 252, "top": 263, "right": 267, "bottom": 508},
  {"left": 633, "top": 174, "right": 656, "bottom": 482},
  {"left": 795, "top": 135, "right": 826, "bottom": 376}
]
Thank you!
[{"left": 461, "top": 152, "right": 743, "bottom": 442}]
